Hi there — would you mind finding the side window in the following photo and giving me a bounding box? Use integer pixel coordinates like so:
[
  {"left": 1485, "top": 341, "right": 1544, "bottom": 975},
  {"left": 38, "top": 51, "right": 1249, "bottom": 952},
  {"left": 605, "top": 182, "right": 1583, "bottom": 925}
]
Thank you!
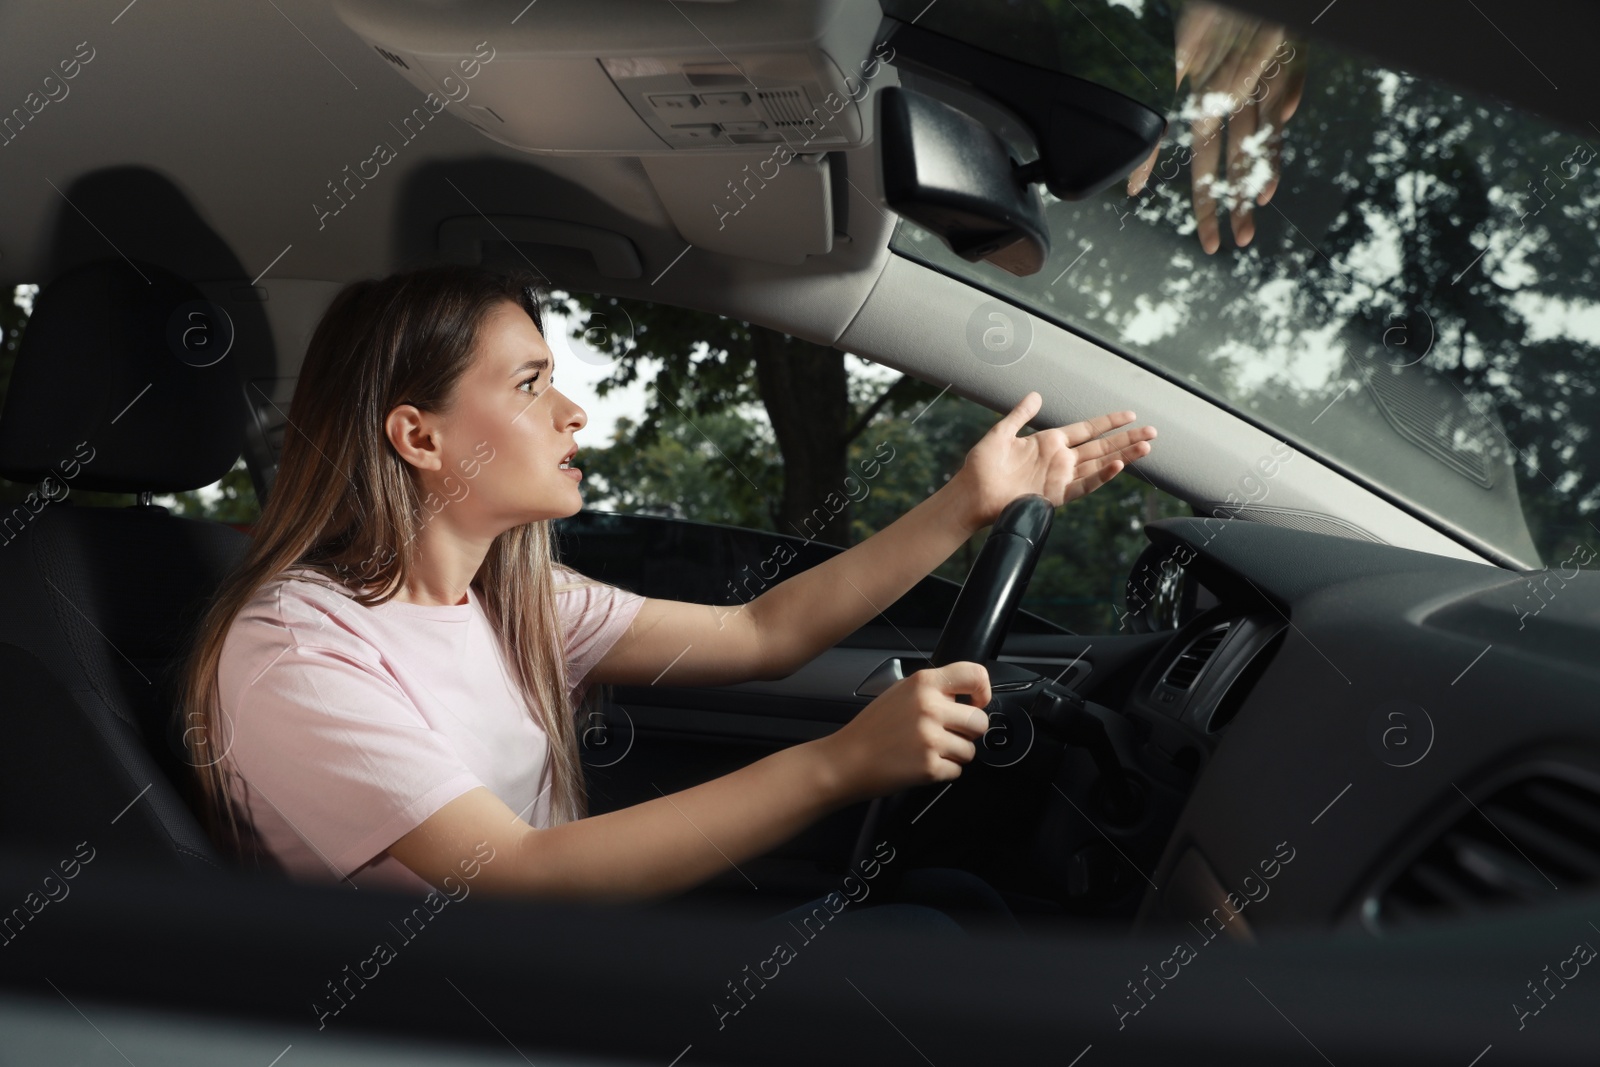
[
  {"left": 550, "top": 291, "right": 1190, "bottom": 635},
  {"left": 0, "top": 284, "right": 261, "bottom": 529}
]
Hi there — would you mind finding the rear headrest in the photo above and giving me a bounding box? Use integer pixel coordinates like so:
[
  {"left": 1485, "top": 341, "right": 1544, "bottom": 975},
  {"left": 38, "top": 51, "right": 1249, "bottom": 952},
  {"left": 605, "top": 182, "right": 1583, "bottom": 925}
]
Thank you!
[{"left": 0, "top": 258, "right": 247, "bottom": 494}]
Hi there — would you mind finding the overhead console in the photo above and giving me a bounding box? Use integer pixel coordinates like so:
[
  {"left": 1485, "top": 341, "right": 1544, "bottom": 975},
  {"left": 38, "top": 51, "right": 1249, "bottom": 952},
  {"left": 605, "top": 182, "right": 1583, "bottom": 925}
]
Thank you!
[
  {"left": 332, "top": 0, "right": 889, "bottom": 267},
  {"left": 330, "top": 0, "right": 885, "bottom": 156}
]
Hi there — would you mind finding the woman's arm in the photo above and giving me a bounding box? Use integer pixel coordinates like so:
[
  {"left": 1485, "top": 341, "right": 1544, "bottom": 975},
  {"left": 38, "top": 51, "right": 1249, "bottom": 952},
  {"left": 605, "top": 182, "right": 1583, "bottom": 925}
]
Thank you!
[
  {"left": 580, "top": 481, "right": 976, "bottom": 689},
  {"left": 587, "top": 394, "right": 1155, "bottom": 687},
  {"left": 385, "top": 662, "right": 994, "bottom": 901}
]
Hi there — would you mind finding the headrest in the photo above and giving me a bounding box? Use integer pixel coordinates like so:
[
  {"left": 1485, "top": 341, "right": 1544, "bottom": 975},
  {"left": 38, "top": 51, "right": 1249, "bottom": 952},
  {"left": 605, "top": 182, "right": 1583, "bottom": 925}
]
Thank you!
[{"left": 0, "top": 258, "right": 247, "bottom": 494}]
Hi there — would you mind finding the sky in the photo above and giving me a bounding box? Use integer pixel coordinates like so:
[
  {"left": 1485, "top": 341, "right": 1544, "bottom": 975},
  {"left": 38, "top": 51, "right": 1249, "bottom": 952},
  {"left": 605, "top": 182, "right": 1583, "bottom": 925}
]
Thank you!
[{"left": 541, "top": 302, "right": 650, "bottom": 447}]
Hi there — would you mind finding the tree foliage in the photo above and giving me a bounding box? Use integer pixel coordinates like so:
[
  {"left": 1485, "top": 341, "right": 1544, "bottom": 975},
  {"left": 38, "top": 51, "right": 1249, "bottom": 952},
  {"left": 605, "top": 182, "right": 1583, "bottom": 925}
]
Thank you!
[
  {"left": 552, "top": 291, "right": 945, "bottom": 547},
  {"left": 560, "top": 295, "right": 1190, "bottom": 633}
]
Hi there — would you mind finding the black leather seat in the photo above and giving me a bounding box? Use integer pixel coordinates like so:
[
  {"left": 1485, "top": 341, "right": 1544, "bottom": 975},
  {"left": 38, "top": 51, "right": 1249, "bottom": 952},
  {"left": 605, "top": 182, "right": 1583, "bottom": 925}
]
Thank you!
[{"left": 0, "top": 258, "right": 253, "bottom": 874}]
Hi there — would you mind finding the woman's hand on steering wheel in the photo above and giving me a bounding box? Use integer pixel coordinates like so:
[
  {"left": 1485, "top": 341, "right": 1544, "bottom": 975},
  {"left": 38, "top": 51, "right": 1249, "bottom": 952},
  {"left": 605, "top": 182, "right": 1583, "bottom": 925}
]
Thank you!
[
  {"left": 814, "top": 662, "right": 994, "bottom": 807},
  {"left": 949, "top": 391, "right": 1157, "bottom": 532}
]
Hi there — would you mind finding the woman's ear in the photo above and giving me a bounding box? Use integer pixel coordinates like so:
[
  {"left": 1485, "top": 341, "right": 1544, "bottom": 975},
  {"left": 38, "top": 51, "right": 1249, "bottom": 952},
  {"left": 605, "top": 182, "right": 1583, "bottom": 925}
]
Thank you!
[{"left": 386, "top": 404, "right": 445, "bottom": 472}]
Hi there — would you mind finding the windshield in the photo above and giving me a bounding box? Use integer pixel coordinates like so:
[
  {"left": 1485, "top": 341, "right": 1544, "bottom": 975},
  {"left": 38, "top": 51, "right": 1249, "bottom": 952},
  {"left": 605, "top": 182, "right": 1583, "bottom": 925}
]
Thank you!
[{"left": 885, "top": 0, "right": 1600, "bottom": 569}]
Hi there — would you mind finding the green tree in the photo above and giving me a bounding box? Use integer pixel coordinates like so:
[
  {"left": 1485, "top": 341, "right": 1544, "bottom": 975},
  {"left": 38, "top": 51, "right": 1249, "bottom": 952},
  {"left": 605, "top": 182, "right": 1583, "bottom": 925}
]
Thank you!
[
  {"left": 572, "top": 325, "right": 1190, "bottom": 633},
  {"left": 156, "top": 459, "right": 259, "bottom": 523},
  {"left": 579, "top": 399, "right": 781, "bottom": 528},
  {"left": 553, "top": 292, "right": 943, "bottom": 547}
]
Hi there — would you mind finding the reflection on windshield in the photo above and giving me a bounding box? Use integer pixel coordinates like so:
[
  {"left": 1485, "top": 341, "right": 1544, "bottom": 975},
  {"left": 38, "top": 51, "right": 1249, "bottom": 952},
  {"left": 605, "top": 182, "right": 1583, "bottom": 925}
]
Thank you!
[
  {"left": 1123, "top": 2, "right": 1307, "bottom": 255},
  {"left": 890, "top": 0, "right": 1600, "bottom": 569}
]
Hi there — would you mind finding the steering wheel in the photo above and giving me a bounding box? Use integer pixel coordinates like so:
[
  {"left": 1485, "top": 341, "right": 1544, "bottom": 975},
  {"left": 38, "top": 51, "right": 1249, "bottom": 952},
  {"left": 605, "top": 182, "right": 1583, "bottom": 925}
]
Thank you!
[{"left": 846, "top": 493, "right": 1056, "bottom": 887}]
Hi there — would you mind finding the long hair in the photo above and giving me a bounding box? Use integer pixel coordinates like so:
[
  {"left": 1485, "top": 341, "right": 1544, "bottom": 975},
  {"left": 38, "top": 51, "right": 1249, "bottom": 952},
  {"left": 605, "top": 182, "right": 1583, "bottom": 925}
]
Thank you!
[{"left": 178, "top": 262, "right": 601, "bottom": 863}]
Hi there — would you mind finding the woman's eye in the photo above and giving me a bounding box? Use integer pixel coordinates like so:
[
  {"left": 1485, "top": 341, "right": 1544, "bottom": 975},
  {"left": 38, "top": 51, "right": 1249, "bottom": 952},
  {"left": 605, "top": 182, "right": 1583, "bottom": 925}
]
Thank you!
[{"left": 517, "top": 375, "right": 541, "bottom": 395}]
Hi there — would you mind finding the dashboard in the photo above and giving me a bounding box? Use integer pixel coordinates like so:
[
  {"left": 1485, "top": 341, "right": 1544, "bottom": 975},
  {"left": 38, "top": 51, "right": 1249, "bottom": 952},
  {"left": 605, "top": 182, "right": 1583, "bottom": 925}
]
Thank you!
[
  {"left": 1115, "top": 516, "right": 1600, "bottom": 938},
  {"left": 563, "top": 506, "right": 1600, "bottom": 938}
]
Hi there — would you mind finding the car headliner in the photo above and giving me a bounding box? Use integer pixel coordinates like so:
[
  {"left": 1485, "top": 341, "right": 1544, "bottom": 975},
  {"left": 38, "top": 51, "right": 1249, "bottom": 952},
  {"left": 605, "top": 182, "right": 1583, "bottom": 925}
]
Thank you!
[{"left": 0, "top": 0, "right": 895, "bottom": 346}]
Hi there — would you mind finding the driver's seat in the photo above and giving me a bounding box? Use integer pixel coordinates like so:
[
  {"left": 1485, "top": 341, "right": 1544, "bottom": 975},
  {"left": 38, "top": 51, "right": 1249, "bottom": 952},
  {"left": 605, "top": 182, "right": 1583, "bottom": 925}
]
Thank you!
[{"left": 0, "top": 257, "right": 252, "bottom": 873}]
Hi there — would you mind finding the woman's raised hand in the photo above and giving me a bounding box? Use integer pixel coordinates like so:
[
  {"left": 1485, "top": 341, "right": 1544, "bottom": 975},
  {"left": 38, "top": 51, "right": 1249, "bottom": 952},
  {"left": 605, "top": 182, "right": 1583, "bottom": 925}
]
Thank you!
[{"left": 949, "top": 391, "right": 1156, "bottom": 531}]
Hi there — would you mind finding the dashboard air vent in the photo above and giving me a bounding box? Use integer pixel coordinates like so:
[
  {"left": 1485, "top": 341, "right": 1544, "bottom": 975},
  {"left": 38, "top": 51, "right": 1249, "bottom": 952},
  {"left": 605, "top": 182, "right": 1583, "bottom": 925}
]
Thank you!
[
  {"left": 1370, "top": 773, "right": 1600, "bottom": 930},
  {"left": 1160, "top": 622, "right": 1232, "bottom": 691}
]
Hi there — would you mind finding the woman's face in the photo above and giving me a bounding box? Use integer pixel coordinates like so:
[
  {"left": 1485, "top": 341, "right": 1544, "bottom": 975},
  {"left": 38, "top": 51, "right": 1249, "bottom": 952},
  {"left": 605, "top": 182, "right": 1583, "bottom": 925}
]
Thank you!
[{"left": 403, "top": 298, "right": 588, "bottom": 532}]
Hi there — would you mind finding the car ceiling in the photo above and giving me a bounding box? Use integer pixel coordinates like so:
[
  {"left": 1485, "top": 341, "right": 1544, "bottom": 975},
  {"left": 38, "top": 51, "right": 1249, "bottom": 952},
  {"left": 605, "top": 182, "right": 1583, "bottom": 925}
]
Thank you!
[{"left": 0, "top": 0, "right": 899, "bottom": 348}]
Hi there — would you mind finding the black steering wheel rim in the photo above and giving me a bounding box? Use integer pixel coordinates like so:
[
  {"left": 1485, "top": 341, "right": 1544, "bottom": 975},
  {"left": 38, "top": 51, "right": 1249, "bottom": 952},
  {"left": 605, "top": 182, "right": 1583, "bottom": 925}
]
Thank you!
[{"left": 846, "top": 494, "right": 1056, "bottom": 881}]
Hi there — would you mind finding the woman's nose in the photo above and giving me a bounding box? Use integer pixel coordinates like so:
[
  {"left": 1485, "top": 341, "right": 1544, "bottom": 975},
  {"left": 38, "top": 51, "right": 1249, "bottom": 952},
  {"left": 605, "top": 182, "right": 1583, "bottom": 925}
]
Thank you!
[{"left": 556, "top": 389, "right": 586, "bottom": 430}]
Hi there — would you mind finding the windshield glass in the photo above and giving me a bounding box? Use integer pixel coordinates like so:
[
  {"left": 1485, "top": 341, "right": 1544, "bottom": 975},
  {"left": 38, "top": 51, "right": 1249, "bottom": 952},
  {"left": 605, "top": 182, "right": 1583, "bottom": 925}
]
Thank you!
[{"left": 885, "top": 0, "right": 1600, "bottom": 569}]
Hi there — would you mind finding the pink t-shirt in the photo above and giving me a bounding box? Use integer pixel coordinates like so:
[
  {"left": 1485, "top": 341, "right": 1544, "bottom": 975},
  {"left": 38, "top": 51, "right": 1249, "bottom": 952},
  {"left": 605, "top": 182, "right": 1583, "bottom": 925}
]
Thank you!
[{"left": 215, "top": 562, "right": 645, "bottom": 894}]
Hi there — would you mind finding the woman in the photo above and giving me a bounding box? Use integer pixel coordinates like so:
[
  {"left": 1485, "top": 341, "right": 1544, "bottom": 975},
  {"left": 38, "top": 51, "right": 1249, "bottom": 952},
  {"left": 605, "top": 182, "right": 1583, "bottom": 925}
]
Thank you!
[{"left": 180, "top": 263, "right": 1156, "bottom": 916}]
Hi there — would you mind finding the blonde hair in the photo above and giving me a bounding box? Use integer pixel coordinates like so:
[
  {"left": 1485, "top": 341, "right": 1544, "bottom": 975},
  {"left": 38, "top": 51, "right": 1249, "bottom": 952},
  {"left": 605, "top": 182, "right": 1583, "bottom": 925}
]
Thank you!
[{"left": 178, "top": 263, "right": 602, "bottom": 863}]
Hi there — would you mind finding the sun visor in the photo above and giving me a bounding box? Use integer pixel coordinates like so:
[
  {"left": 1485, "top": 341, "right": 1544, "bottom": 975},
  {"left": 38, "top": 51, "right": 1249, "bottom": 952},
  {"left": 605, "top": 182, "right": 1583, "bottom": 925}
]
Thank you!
[{"left": 641, "top": 150, "right": 833, "bottom": 265}]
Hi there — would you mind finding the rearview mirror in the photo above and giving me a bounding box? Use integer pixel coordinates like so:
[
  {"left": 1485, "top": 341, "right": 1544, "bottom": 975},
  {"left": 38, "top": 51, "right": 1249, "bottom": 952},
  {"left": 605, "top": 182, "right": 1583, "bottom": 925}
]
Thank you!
[
  {"left": 880, "top": 24, "right": 1167, "bottom": 278},
  {"left": 879, "top": 87, "right": 1050, "bottom": 277}
]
